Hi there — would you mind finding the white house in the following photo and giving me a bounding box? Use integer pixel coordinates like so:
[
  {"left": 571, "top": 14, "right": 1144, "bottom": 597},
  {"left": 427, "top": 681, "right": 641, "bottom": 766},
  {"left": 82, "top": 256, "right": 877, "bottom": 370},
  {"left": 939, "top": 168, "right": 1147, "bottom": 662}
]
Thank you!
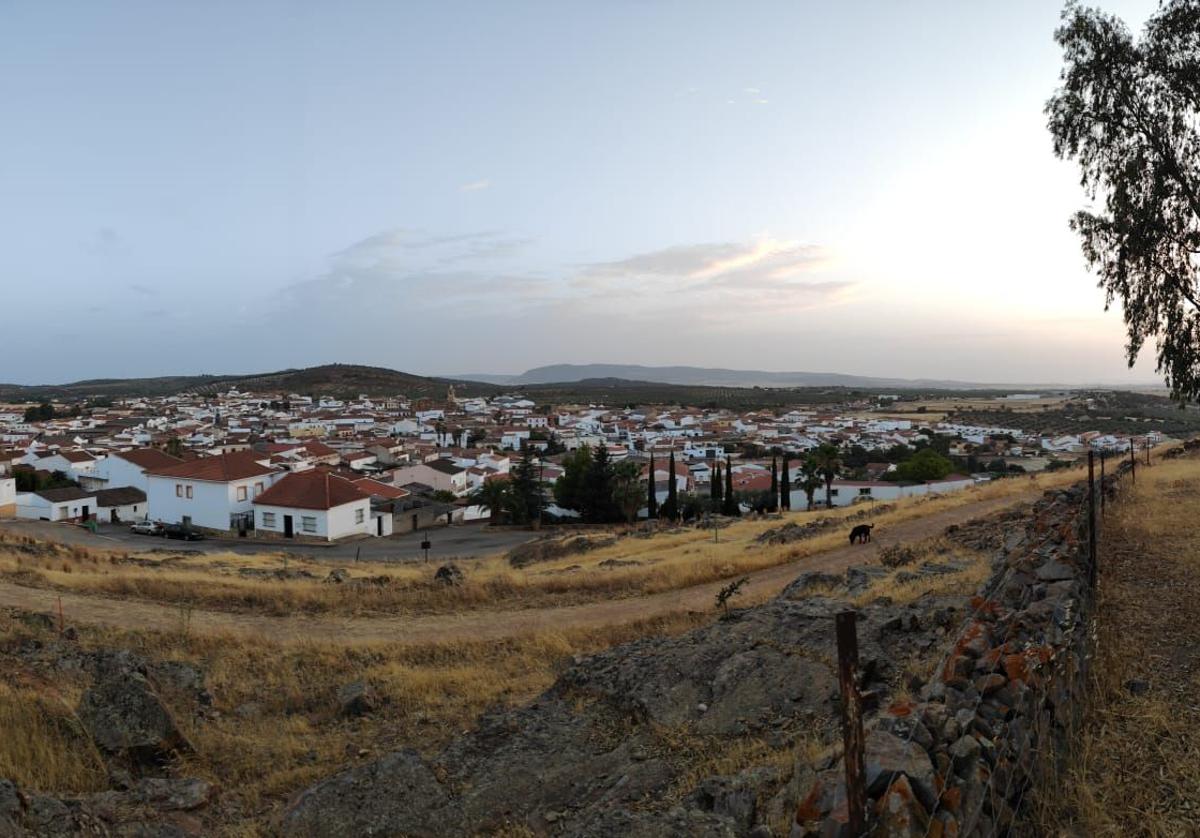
[
  {"left": 15, "top": 487, "right": 97, "bottom": 522},
  {"left": 145, "top": 451, "right": 280, "bottom": 532},
  {"left": 389, "top": 460, "right": 470, "bottom": 496},
  {"left": 0, "top": 477, "right": 17, "bottom": 517},
  {"left": 788, "top": 474, "right": 979, "bottom": 509},
  {"left": 94, "top": 487, "right": 148, "bottom": 523},
  {"left": 253, "top": 470, "right": 373, "bottom": 541},
  {"left": 86, "top": 448, "right": 184, "bottom": 493},
  {"left": 22, "top": 449, "right": 100, "bottom": 482}
]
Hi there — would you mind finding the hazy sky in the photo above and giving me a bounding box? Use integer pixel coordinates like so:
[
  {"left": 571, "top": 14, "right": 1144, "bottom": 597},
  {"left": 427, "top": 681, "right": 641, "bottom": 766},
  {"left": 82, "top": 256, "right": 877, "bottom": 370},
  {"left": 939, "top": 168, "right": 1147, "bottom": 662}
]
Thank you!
[{"left": 1, "top": 1, "right": 1166, "bottom": 385}]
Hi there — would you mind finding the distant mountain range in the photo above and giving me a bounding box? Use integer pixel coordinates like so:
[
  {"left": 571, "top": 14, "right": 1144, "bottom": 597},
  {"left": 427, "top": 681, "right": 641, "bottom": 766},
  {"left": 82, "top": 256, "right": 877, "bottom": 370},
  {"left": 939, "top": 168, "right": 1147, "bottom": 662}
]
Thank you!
[{"left": 458, "top": 363, "right": 1000, "bottom": 390}]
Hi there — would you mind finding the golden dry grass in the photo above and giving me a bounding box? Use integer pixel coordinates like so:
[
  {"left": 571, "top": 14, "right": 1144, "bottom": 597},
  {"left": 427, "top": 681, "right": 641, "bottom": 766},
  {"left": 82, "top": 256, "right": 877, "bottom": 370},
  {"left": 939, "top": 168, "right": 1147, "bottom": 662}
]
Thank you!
[
  {"left": 0, "top": 679, "right": 107, "bottom": 792},
  {"left": 0, "top": 467, "right": 1082, "bottom": 620},
  {"left": 0, "top": 606, "right": 711, "bottom": 834},
  {"left": 1032, "top": 454, "right": 1200, "bottom": 836}
]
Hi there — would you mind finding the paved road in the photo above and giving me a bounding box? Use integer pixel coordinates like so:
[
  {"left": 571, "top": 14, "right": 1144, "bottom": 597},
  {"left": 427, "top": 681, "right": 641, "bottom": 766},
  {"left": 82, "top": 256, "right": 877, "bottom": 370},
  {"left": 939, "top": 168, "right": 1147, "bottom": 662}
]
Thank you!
[
  {"left": 0, "top": 491, "right": 1039, "bottom": 647},
  {"left": 0, "top": 519, "right": 537, "bottom": 562}
]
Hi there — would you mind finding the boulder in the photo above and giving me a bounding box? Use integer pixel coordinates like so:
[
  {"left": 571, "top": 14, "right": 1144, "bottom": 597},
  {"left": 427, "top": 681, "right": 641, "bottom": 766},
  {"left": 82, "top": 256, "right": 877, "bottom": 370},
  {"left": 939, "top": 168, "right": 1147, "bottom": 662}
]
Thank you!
[
  {"left": 282, "top": 749, "right": 461, "bottom": 837},
  {"left": 337, "top": 681, "right": 378, "bottom": 718},
  {"left": 78, "top": 671, "right": 192, "bottom": 768},
  {"left": 863, "top": 729, "right": 936, "bottom": 810},
  {"left": 433, "top": 564, "right": 464, "bottom": 586}
]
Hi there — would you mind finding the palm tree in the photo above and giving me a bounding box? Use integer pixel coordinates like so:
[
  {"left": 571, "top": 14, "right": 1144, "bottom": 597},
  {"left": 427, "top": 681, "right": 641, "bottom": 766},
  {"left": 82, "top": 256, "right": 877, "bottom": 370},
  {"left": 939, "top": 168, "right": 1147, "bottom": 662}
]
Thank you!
[
  {"left": 470, "top": 479, "right": 511, "bottom": 525},
  {"left": 799, "top": 456, "right": 823, "bottom": 511},
  {"left": 813, "top": 444, "right": 842, "bottom": 509}
]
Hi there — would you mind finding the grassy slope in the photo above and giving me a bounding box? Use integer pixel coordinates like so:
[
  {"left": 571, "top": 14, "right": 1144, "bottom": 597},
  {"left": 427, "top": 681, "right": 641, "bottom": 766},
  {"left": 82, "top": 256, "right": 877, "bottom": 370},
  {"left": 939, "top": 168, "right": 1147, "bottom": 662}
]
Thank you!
[
  {"left": 0, "top": 468, "right": 1085, "bottom": 620},
  {"left": 1033, "top": 454, "right": 1200, "bottom": 834}
]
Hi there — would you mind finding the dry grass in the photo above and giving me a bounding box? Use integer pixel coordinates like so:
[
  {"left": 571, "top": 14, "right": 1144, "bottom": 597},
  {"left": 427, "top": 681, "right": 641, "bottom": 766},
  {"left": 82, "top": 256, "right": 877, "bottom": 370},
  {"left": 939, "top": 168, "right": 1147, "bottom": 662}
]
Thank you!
[
  {"left": 0, "top": 679, "right": 107, "bottom": 792},
  {"left": 0, "top": 467, "right": 1081, "bottom": 620},
  {"left": 1032, "top": 455, "right": 1200, "bottom": 836},
  {"left": 0, "top": 606, "right": 709, "bottom": 834}
]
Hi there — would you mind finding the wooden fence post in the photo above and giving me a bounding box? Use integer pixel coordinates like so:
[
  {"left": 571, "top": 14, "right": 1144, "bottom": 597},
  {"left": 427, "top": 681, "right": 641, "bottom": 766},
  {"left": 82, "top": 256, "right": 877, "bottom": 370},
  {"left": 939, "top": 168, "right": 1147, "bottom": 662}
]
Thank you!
[
  {"left": 1099, "top": 452, "right": 1106, "bottom": 516},
  {"left": 1130, "top": 440, "right": 1136, "bottom": 484},
  {"left": 1088, "top": 450, "right": 1097, "bottom": 588},
  {"left": 835, "top": 610, "right": 866, "bottom": 835}
]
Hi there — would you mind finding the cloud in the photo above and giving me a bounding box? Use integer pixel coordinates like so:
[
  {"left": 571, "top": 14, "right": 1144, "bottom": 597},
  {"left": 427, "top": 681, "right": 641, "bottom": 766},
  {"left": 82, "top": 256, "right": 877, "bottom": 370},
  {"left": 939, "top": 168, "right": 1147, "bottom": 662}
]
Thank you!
[
  {"left": 459, "top": 179, "right": 491, "bottom": 192},
  {"left": 129, "top": 283, "right": 157, "bottom": 296},
  {"left": 254, "top": 230, "right": 853, "bottom": 374}
]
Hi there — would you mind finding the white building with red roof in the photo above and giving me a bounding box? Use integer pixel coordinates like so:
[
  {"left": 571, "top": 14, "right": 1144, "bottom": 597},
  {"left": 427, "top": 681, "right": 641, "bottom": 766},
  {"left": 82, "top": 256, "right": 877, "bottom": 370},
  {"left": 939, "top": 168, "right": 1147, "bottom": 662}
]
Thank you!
[
  {"left": 145, "top": 451, "right": 280, "bottom": 532},
  {"left": 252, "top": 470, "right": 373, "bottom": 541}
]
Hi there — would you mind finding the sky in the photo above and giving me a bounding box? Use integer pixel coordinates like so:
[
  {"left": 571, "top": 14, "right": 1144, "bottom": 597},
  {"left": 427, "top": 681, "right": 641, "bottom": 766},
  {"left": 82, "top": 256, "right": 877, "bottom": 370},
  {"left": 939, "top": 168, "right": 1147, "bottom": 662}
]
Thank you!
[{"left": 0, "top": 0, "right": 1167, "bottom": 386}]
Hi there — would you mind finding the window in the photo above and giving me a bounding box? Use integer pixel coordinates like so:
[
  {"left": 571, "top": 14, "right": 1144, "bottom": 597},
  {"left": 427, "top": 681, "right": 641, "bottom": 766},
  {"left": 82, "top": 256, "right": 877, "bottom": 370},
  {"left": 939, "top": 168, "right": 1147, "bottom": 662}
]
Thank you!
[
  {"left": 185, "top": 485, "right": 193, "bottom": 499},
  {"left": 301, "top": 516, "right": 317, "bottom": 534},
  {"left": 355, "top": 508, "right": 365, "bottom": 524},
  {"left": 254, "top": 482, "right": 264, "bottom": 496},
  {"left": 175, "top": 484, "right": 183, "bottom": 497},
  {"left": 262, "top": 511, "right": 276, "bottom": 528},
  {"left": 236, "top": 486, "right": 248, "bottom": 501},
  {"left": 858, "top": 487, "right": 872, "bottom": 496},
  {"left": 830, "top": 489, "right": 840, "bottom": 497}
]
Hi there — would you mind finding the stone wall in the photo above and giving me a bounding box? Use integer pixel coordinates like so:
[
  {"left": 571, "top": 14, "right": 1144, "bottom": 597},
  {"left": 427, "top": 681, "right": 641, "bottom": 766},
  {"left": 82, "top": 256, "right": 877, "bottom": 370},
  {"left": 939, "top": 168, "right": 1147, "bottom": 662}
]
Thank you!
[{"left": 794, "top": 467, "right": 1125, "bottom": 837}]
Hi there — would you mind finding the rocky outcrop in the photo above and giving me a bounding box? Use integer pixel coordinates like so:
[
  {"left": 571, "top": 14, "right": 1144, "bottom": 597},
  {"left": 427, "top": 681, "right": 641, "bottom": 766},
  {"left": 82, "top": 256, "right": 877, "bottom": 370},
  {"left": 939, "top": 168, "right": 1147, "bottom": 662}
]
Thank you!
[
  {"left": 283, "top": 592, "right": 968, "bottom": 836},
  {"left": 0, "top": 776, "right": 213, "bottom": 837},
  {"left": 754, "top": 506, "right": 896, "bottom": 547}
]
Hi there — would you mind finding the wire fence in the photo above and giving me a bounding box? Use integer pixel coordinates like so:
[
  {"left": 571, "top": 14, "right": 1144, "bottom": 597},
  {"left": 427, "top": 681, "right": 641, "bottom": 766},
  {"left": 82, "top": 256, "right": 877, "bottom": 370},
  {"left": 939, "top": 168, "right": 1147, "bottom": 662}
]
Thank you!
[{"left": 828, "top": 449, "right": 1131, "bottom": 836}]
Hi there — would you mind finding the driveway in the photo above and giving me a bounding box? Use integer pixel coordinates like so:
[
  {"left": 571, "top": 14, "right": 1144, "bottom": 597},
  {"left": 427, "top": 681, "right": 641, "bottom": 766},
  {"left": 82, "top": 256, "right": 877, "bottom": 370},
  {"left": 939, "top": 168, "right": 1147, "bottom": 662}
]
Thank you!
[{"left": 0, "top": 519, "right": 537, "bottom": 562}]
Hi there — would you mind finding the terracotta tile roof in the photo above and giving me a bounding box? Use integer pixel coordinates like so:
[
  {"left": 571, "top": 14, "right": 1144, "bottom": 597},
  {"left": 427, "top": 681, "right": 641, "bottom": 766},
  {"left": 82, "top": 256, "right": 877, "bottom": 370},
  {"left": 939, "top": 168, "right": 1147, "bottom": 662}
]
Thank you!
[
  {"left": 351, "top": 477, "right": 410, "bottom": 500},
  {"left": 146, "top": 451, "right": 277, "bottom": 482},
  {"left": 113, "top": 448, "right": 185, "bottom": 470},
  {"left": 254, "top": 470, "right": 370, "bottom": 510}
]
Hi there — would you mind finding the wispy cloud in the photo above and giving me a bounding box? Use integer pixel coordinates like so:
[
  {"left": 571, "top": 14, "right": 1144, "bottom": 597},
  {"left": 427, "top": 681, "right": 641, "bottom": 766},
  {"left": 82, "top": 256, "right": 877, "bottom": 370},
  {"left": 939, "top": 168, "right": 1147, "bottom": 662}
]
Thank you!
[
  {"left": 129, "top": 283, "right": 157, "bottom": 296},
  {"left": 458, "top": 179, "right": 491, "bottom": 192}
]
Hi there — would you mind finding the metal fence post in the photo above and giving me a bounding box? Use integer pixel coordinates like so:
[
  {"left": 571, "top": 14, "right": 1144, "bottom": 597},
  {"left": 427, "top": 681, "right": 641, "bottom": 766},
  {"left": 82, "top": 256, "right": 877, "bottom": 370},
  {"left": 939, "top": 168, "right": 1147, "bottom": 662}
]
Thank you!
[
  {"left": 835, "top": 610, "right": 866, "bottom": 835},
  {"left": 1087, "top": 450, "right": 1097, "bottom": 588}
]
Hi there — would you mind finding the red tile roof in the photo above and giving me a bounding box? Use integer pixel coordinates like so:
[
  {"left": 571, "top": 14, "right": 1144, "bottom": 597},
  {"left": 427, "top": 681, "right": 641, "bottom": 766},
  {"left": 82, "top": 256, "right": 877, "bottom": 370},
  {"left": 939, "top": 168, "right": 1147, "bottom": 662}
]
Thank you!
[
  {"left": 146, "top": 451, "right": 277, "bottom": 482},
  {"left": 254, "top": 470, "right": 370, "bottom": 510},
  {"left": 113, "top": 448, "right": 185, "bottom": 471}
]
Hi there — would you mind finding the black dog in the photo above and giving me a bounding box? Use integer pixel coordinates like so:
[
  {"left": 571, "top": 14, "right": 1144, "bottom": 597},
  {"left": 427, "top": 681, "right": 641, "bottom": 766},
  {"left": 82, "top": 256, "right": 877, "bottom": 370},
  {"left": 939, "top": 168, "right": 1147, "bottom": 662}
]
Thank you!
[{"left": 849, "top": 523, "right": 874, "bottom": 544}]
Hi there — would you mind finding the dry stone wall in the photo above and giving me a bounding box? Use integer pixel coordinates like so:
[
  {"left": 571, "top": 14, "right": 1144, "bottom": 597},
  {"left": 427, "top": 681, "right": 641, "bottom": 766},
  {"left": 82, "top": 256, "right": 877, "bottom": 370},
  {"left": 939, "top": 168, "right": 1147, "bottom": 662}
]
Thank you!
[{"left": 794, "top": 468, "right": 1124, "bottom": 837}]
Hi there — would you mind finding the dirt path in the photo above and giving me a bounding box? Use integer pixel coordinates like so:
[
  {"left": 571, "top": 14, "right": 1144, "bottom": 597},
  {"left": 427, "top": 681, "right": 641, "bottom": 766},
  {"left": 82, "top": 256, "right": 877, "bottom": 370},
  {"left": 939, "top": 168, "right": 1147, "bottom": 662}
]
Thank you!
[{"left": 0, "top": 493, "right": 1034, "bottom": 646}]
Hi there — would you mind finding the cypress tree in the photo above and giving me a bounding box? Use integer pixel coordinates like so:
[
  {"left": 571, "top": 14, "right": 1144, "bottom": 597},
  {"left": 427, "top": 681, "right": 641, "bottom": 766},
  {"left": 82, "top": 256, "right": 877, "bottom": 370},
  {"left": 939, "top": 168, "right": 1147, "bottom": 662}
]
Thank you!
[
  {"left": 647, "top": 454, "right": 658, "bottom": 518},
  {"left": 769, "top": 456, "right": 778, "bottom": 512},
  {"left": 711, "top": 463, "right": 722, "bottom": 505},
  {"left": 780, "top": 455, "right": 791, "bottom": 510},
  {"left": 723, "top": 456, "right": 739, "bottom": 516},
  {"left": 661, "top": 450, "right": 678, "bottom": 520}
]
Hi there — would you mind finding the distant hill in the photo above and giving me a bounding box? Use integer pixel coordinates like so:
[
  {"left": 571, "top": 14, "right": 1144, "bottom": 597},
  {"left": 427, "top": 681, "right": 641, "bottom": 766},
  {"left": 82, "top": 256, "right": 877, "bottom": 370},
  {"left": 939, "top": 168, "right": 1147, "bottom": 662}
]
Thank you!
[
  {"left": 0, "top": 364, "right": 499, "bottom": 402},
  {"left": 483, "top": 363, "right": 996, "bottom": 390}
]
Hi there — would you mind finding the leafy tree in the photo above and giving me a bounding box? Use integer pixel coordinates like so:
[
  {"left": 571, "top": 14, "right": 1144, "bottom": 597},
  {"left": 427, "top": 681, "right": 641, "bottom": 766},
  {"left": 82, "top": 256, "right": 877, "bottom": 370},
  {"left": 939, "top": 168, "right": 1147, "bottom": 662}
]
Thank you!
[
  {"left": 779, "top": 455, "right": 791, "bottom": 510},
  {"left": 580, "top": 445, "right": 617, "bottom": 523},
  {"left": 470, "top": 479, "right": 511, "bottom": 525},
  {"left": 611, "top": 461, "right": 645, "bottom": 523},
  {"left": 23, "top": 403, "right": 54, "bottom": 422},
  {"left": 661, "top": 450, "right": 679, "bottom": 521},
  {"left": 163, "top": 437, "right": 185, "bottom": 458},
  {"left": 646, "top": 454, "right": 658, "bottom": 518},
  {"left": 813, "top": 444, "right": 842, "bottom": 509},
  {"left": 888, "top": 448, "right": 955, "bottom": 482},
  {"left": 431, "top": 489, "right": 458, "bottom": 504},
  {"left": 1047, "top": 1, "right": 1200, "bottom": 400},
  {"left": 553, "top": 446, "right": 592, "bottom": 511},
  {"left": 508, "top": 446, "right": 545, "bottom": 525},
  {"left": 799, "top": 456, "right": 823, "bottom": 511}
]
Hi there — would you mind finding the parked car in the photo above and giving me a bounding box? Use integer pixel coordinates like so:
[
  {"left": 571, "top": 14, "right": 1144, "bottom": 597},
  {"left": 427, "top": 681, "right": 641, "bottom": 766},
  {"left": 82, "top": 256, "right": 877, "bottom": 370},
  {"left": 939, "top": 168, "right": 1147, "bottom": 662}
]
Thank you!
[
  {"left": 129, "top": 520, "right": 163, "bottom": 536},
  {"left": 162, "top": 524, "right": 205, "bottom": 541}
]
